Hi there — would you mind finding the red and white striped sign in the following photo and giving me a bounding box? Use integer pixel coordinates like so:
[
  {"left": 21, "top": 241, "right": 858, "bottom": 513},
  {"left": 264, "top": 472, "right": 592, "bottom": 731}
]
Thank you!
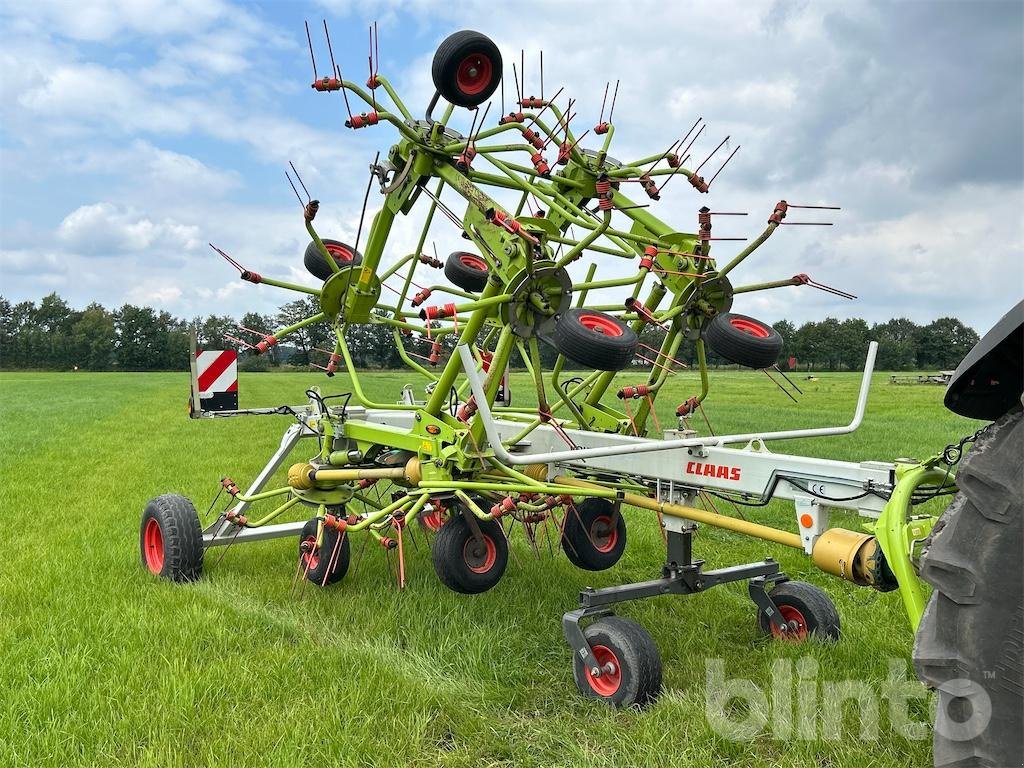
[{"left": 196, "top": 349, "right": 238, "bottom": 410}]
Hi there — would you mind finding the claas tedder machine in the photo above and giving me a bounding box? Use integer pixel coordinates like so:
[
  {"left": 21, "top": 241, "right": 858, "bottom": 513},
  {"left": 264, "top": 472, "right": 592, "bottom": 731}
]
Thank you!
[{"left": 139, "top": 27, "right": 978, "bottom": 708}]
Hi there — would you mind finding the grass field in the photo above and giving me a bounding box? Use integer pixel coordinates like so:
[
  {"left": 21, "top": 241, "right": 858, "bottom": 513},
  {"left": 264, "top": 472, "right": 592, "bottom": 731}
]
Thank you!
[{"left": 0, "top": 368, "right": 983, "bottom": 767}]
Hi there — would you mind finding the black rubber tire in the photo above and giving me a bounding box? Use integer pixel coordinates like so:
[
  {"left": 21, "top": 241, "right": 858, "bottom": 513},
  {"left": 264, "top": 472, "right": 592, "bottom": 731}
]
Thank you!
[
  {"left": 703, "top": 312, "right": 783, "bottom": 369},
  {"left": 431, "top": 30, "right": 502, "bottom": 108},
  {"left": 553, "top": 308, "right": 638, "bottom": 371},
  {"left": 431, "top": 514, "right": 508, "bottom": 594},
  {"left": 299, "top": 517, "right": 351, "bottom": 586},
  {"left": 140, "top": 494, "right": 203, "bottom": 582},
  {"left": 561, "top": 498, "right": 627, "bottom": 571},
  {"left": 444, "top": 251, "right": 489, "bottom": 292},
  {"left": 913, "top": 409, "right": 1023, "bottom": 768},
  {"left": 757, "top": 581, "right": 841, "bottom": 641},
  {"left": 303, "top": 239, "right": 363, "bottom": 281},
  {"left": 572, "top": 616, "right": 663, "bottom": 708}
]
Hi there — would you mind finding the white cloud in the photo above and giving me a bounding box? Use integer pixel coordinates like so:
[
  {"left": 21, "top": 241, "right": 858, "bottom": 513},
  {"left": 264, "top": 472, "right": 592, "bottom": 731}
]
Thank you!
[{"left": 57, "top": 202, "right": 202, "bottom": 255}]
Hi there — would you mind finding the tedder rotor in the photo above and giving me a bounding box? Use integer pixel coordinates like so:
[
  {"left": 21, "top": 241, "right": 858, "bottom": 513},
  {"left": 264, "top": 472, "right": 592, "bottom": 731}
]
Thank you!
[{"left": 140, "top": 27, "right": 969, "bottom": 708}]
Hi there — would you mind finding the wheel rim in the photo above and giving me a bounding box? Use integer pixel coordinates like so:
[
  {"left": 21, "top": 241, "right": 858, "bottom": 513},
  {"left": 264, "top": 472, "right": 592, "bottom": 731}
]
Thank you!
[
  {"left": 586, "top": 644, "right": 622, "bottom": 696},
  {"left": 463, "top": 534, "right": 497, "bottom": 573},
  {"left": 143, "top": 518, "right": 165, "bottom": 574},
  {"left": 301, "top": 536, "right": 320, "bottom": 570},
  {"left": 578, "top": 313, "right": 623, "bottom": 337},
  {"left": 325, "top": 243, "right": 354, "bottom": 263},
  {"left": 456, "top": 53, "right": 493, "bottom": 95},
  {"left": 590, "top": 514, "right": 618, "bottom": 553},
  {"left": 458, "top": 253, "right": 488, "bottom": 272},
  {"left": 728, "top": 316, "right": 770, "bottom": 338},
  {"left": 770, "top": 604, "right": 809, "bottom": 640},
  {"left": 421, "top": 509, "right": 445, "bottom": 532}
]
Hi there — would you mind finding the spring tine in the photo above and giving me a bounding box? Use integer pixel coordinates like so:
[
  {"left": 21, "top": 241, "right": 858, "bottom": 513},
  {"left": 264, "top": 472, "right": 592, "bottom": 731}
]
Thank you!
[
  {"left": 373, "top": 20, "right": 379, "bottom": 77},
  {"left": 322, "top": 20, "right": 338, "bottom": 77},
  {"left": 681, "top": 122, "right": 706, "bottom": 159},
  {"left": 336, "top": 64, "right": 355, "bottom": 120},
  {"left": 694, "top": 135, "right": 730, "bottom": 175},
  {"left": 353, "top": 151, "right": 379, "bottom": 255},
  {"left": 213, "top": 524, "right": 243, "bottom": 570},
  {"left": 353, "top": 529, "right": 370, "bottom": 573},
  {"left": 203, "top": 487, "right": 224, "bottom": 523},
  {"left": 598, "top": 82, "right": 609, "bottom": 124},
  {"left": 285, "top": 170, "right": 305, "bottom": 207},
  {"left": 607, "top": 79, "right": 620, "bottom": 123},
  {"left": 320, "top": 532, "right": 342, "bottom": 587},
  {"left": 707, "top": 145, "right": 740, "bottom": 188},
  {"left": 512, "top": 63, "right": 521, "bottom": 103},
  {"left": 539, "top": 50, "right": 544, "bottom": 100},
  {"left": 209, "top": 243, "right": 244, "bottom": 272},
  {"left": 788, "top": 204, "right": 842, "bottom": 209},
  {"left": 643, "top": 138, "right": 682, "bottom": 179},
  {"left": 304, "top": 21, "right": 319, "bottom": 80},
  {"left": 762, "top": 368, "right": 798, "bottom": 403},
  {"left": 774, "top": 364, "right": 803, "bottom": 394},
  {"left": 395, "top": 523, "right": 405, "bottom": 589},
  {"left": 521, "top": 49, "right": 525, "bottom": 99},
  {"left": 368, "top": 25, "right": 376, "bottom": 112},
  {"left": 289, "top": 161, "right": 312, "bottom": 202}
]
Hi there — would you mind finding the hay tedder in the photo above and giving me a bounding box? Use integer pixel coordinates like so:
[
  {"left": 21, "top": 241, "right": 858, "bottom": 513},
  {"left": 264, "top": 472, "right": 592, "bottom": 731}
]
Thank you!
[{"left": 139, "top": 26, "right": 1020, "bottom": 723}]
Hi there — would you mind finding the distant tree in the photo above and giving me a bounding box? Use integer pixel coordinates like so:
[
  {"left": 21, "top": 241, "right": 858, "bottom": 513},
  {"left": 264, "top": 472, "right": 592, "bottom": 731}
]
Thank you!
[
  {"left": 915, "top": 317, "right": 980, "bottom": 370},
  {"left": 114, "top": 305, "right": 167, "bottom": 370},
  {"left": 198, "top": 315, "right": 238, "bottom": 352},
  {"left": 772, "top": 319, "right": 797, "bottom": 368},
  {"left": 70, "top": 303, "right": 115, "bottom": 370},
  {"left": 871, "top": 318, "right": 919, "bottom": 370}
]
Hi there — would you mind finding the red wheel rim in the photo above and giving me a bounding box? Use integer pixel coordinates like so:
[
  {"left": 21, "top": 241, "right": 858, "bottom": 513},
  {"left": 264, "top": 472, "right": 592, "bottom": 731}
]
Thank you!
[
  {"left": 456, "top": 54, "right": 493, "bottom": 95},
  {"left": 143, "top": 518, "right": 165, "bottom": 574},
  {"left": 301, "top": 536, "right": 320, "bottom": 570},
  {"left": 458, "top": 253, "right": 488, "bottom": 272},
  {"left": 590, "top": 514, "right": 618, "bottom": 553},
  {"left": 421, "top": 509, "right": 445, "bottom": 532},
  {"left": 770, "top": 604, "right": 809, "bottom": 640},
  {"left": 578, "top": 313, "right": 624, "bottom": 337},
  {"left": 729, "top": 316, "right": 770, "bottom": 338},
  {"left": 586, "top": 645, "right": 622, "bottom": 696},
  {"left": 325, "top": 243, "right": 354, "bottom": 263},
  {"left": 463, "top": 534, "right": 497, "bottom": 574}
]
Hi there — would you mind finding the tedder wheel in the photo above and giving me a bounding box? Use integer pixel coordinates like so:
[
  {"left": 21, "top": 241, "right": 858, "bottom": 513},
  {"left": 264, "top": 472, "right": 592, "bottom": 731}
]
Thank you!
[
  {"left": 431, "top": 30, "right": 502, "bottom": 108},
  {"left": 298, "top": 517, "right": 351, "bottom": 586},
  {"left": 703, "top": 312, "right": 783, "bottom": 369},
  {"left": 431, "top": 514, "right": 508, "bottom": 594},
  {"left": 444, "top": 251, "right": 489, "bottom": 292},
  {"left": 757, "top": 581, "right": 841, "bottom": 641},
  {"left": 914, "top": 409, "right": 1023, "bottom": 768},
  {"left": 303, "top": 238, "right": 363, "bottom": 281},
  {"left": 572, "top": 617, "right": 663, "bottom": 708},
  {"left": 139, "top": 494, "right": 203, "bottom": 582},
  {"left": 553, "top": 308, "right": 638, "bottom": 371},
  {"left": 561, "top": 498, "right": 627, "bottom": 571}
]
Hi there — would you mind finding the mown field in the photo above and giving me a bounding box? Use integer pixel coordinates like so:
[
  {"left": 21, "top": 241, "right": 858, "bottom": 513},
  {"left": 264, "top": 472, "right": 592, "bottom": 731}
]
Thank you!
[{"left": 0, "top": 369, "right": 983, "bottom": 767}]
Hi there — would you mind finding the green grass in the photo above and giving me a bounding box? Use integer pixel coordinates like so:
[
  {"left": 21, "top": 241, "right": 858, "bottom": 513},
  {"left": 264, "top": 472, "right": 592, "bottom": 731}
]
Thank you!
[{"left": 0, "top": 370, "right": 983, "bottom": 767}]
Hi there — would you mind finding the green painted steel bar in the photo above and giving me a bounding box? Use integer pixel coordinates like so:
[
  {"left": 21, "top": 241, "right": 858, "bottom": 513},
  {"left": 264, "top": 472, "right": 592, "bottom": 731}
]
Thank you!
[
  {"left": 306, "top": 219, "right": 341, "bottom": 276},
  {"left": 717, "top": 221, "right": 780, "bottom": 278},
  {"left": 374, "top": 75, "right": 412, "bottom": 121},
  {"left": 556, "top": 210, "right": 612, "bottom": 268},
  {"left": 234, "top": 486, "right": 292, "bottom": 503},
  {"left": 391, "top": 328, "right": 439, "bottom": 382},
  {"left": 380, "top": 253, "right": 415, "bottom": 282},
  {"left": 336, "top": 333, "right": 420, "bottom": 411},
  {"left": 424, "top": 280, "right": 500, "bottom": 415},
  {"left": 732, "top": 278, "right": 800, "bottom": 294},
  {"left": 244, "top": 495, "right": 303, "bottom": 528},
  {"left": 420, "top": 480, "right": 618, "bottom": 499},
  {"left": 876, "top": 464, "right": 953, "bottom": 630}
]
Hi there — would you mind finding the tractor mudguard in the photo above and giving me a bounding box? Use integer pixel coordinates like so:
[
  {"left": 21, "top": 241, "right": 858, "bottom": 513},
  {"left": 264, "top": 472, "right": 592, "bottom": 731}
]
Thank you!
[{"left": 944, "top": 299, "right": 1023, "bottom": 420}]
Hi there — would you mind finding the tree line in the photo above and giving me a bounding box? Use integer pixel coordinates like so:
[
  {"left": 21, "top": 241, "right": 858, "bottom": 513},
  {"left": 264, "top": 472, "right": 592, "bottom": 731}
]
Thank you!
[{"left": 0, "top": 292, "right": 979, "bottom": 372}]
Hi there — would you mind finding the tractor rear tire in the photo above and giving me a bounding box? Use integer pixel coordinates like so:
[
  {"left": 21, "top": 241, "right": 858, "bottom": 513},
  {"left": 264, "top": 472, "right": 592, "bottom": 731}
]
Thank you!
[
  {"left": 304, "top": 239, "right": 363, "bottom": 281},
  {"left": 431, "top": 30, "right": 503, "bottom": 108},
  {"left": 913, "top": 409, "right": 1023, "bottom": 768},
  {"left": 432, "top": 514, "right": 508, "bottom": 594},
  {"left": 703, "top": 312, "right": 782, "bottom": 369},
  {"left": 572, "top": 616, "right": 663, "bottom": 708},
  {"left": 299, "top": 517, "right": 350, "bottom": 586},
  {"left": 561, "top": 498, "right": 627, "bottom": 571},
  {"left": 445, "top": 251, "right": 489, "bottom": 292},
  {"left": 553, "top": 308, "right": 638, "bottom": 371},
  {"left": 140, "top": 494, "right": 203, "bottom": 582}
]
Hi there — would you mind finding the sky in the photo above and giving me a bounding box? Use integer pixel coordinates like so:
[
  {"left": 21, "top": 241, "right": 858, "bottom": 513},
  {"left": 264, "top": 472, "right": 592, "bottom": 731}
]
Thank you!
[{"left": 1, "top": 0, "right": 1022, "bottom": 332}]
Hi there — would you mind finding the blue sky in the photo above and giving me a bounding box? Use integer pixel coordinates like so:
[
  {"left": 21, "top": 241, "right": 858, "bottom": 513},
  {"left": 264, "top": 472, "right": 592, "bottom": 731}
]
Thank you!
[{"left": 1, "top": 0, "right": 1021, "bottom": 331}]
